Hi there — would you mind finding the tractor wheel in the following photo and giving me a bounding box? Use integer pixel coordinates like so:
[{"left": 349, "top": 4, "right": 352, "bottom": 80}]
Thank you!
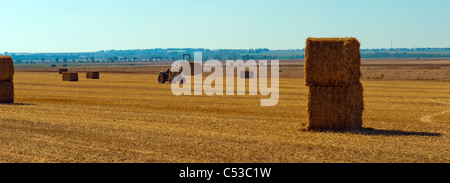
[{"left": 158, "top": 74, "right": 166, "bottom": 84}]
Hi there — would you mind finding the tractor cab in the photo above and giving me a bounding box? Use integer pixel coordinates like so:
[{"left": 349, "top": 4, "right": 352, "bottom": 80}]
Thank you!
[{"left": 157, "top": 54, "right": 191, "bottom": 84}]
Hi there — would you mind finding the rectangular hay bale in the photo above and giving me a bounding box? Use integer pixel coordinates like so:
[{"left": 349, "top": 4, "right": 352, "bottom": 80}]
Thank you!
[
  {"left": 306, "top": 83, "right": 364, "bottom": 131},
  {"left": 189, "top": 62, "right": 202, "bottom": 75},
  {"left": 0, "top": 81, "right": 14, "bottom": 103},
  {"left": 0, "top": 56, "right": 14, "bottom": 81},
  {"left": 240, "top": 71, "right": 254, "bottom": 79},
  {"left": 62, "top": 72, "right": 78, "bottom": 81},
  {"left": 58, "top": 68, "right": 68, "bottom": 74},
  {"left": 305, "top": 37, "right": 361, "bottom": 86},
  {"left": 86, "top": 71, "right": 100, "bottom": 79}
]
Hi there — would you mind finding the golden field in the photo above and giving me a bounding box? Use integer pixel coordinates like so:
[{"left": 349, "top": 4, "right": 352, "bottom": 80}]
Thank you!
[{"left": 0, "top": 71, "right": 449, "bottom": 163}]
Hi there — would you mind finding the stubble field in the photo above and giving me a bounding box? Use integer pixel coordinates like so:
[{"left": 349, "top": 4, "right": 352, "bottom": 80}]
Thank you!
[{"left": 0, "top": 63, "right": 449, "bottom": 162}]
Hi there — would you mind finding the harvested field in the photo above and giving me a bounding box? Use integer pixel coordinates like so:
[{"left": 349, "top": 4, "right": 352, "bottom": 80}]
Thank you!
[
  {"left": 15, "top": 59, "right": 450, "bottom": 80},
  {"left": 0, "top": 71, "right": 448, "bottom": 163}
]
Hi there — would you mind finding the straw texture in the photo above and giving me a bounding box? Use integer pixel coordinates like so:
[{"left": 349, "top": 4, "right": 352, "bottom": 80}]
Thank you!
[{"left": 305, "top": 37, "right": 361, "bottom": 86}]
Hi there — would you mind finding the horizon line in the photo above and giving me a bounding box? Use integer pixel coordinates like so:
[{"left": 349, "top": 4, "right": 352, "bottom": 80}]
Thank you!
[{"left": 4, "top": 47, "right": 450, "bottom": 54}]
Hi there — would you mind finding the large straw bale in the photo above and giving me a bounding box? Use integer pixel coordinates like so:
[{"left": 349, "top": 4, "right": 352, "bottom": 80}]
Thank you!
[
  {"left": 305, "top": 37, "right": 361, "bottom": 86},
  {"left": 0, "top": 56, "right": 14, "bottom": 81},
  {"left": 306, "top": 83, "right": 364, "bottom": 131},
  {"left": 0, "top": 81, "right": 14, "bottom": 103}
]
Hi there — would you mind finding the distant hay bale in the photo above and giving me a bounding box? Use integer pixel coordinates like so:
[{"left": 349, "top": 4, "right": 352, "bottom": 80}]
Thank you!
[
  {"left": 62, "top": 72, "right": 78, "bottom": 81},
  {"left": 305, "top": 37, "right": 361, "bottom": 86},
  {"left": 58, "top": 68, "right": 68, "bottom": 74},
  {"left": 0, "top": 56, "right": 14, "bottom": 81},
  {"left": 86, "top": 71, "right": 100, "bottom": 79},
  {"left": 0, "top": 56, "right": 14, "bottom": 103},
  {"left": 62, "top": 64, "right": 68, "bottom": 67},
  {"left": 306, "top": 83, "right": 364, "bottom": 131},
  {"left": 182, "top": 62, "right": 202, "bottom": 75},
  {"left": 51, "top": 64, "right": 56, "bottom": 68},
  {"left": 240, "top": 71, "right": 254, "bottom": 78},
  {"left": 0, "top": 81, "right": 14, "bottom": 103},
  {"left": 189, "top": 62, "right": 202, "bottom": 75}
]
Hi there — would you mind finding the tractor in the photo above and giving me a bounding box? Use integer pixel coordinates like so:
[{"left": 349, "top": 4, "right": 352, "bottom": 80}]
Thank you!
[{"left": 157, "top": 54, "right": 190, "bottom": 84}]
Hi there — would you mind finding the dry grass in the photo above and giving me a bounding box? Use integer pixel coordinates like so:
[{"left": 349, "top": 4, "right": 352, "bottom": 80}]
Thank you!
[{"left": 0, "top": 72, "right": 448, "bottom": 163}]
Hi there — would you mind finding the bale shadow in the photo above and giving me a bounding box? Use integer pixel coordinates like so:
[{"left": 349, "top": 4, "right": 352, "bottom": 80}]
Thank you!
[{"left": 349, "top": 127, "right": 441, "bottom": 137}]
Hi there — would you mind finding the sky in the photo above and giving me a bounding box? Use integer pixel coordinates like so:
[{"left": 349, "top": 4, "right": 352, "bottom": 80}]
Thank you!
[{"left": 1, "top": 0, "right": 449, "bottom": 52}]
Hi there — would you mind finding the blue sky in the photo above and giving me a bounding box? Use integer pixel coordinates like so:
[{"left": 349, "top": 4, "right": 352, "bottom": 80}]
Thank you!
[{"left": 1, "top": 0, "right": 449, "bottom": 52}]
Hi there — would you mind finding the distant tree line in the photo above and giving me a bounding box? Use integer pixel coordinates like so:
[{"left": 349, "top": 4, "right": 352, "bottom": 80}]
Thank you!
[
  {"left": 361, "top": 52, "right": 450, "bottom": 59},
  {"left": 4, "top": 47, "right": 450, "bottom": 64}
]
